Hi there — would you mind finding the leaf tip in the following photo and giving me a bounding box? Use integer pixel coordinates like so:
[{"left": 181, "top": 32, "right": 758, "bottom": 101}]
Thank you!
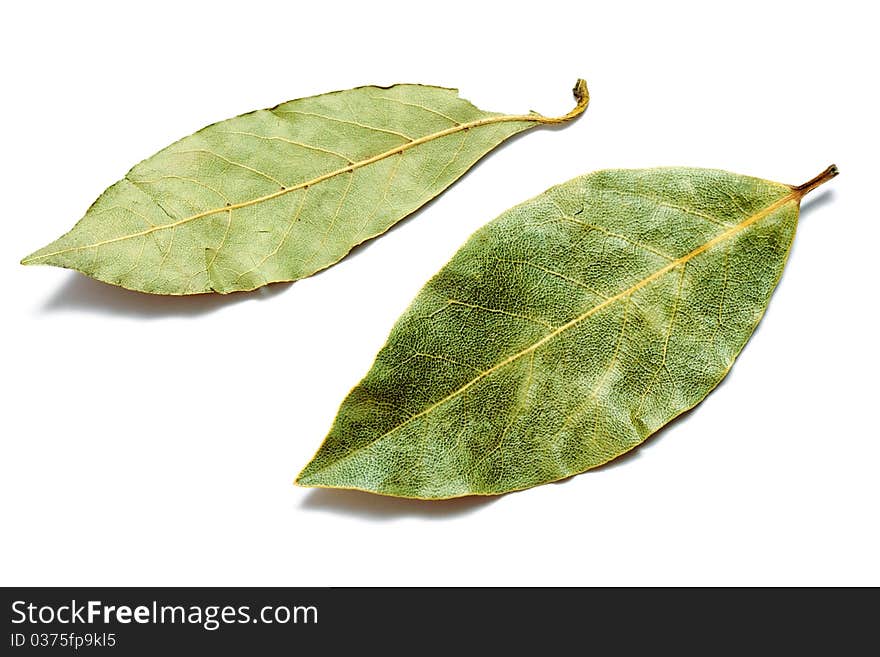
[
  {"left": 295, "top": 476, "right": 322, "bottom": 491},
  {"left": 294, "top": 466, "right": 318, "bottom": 488},
  {"left": 20, "top": 250, "right": 41, "bottom": 266},
  {"left": 296, "top": 463, "right": 341, "bottom": 491}
]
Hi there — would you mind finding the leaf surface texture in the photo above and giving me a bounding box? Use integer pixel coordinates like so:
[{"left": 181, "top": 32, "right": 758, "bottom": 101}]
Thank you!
[
  {"left": 297, "top": 166, "right": 836, "bottom": 498},
  {"left": 23, "top": 81, "right": 587, "bottom": 294}
]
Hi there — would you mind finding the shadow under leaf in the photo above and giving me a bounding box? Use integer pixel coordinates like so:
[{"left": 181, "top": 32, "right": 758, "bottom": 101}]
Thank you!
[
  {"left": 799, "top": 188, "right": 835, "bottom": 218},
  {"left": 298, "top": 487, "right": 497, "bottom": 521},
  {"left": 38, "top": 273, "right": 291, "bottom": 319}
]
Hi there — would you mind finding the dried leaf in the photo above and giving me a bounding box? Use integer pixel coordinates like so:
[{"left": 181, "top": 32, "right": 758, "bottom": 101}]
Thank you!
[
  {"left": 22, "top": 80, "right": 588, "bottom": 294},
  {"left": 297, "top": 165, "right": 838, "bottom": 499}
]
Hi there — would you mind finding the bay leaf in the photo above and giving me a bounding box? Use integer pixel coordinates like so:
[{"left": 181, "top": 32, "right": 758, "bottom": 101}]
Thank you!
[
  {"left": 22, "top": 80, "right": 588, "bottom": 295},
  {"left": 297, "top": 165, "right": 838, "bottom": 499}
]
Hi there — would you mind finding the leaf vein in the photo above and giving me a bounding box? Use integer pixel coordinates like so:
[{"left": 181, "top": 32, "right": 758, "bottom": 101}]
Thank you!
[
  {"left": 431, "top": 298, "right": 555, "bottom": 329},
  {"left": 372, "top": 94, "right": 461, "bottom": 125},
  {"left": 219, "top": 131, "right": 354, "bottom": 164},
  {"left": 599, "top": 186, "right": 732, "bottom": 228},
  {"left": 172, "top": 149, "right": 286, "bottom": 187},
  {"left": 274, "top": 109, "right": 415, "bottom": 142}
]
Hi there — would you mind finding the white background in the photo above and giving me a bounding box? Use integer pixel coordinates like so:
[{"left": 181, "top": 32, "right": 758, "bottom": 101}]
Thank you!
[{"left": 2, "top": 0, "right": 877, "bottom": 586}]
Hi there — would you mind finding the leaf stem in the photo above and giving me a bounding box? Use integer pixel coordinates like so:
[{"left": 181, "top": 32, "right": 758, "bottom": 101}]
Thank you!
[
  {"left": 534, "top": 79, "right": 590, "bottom": 124},
  {"left": 793, "top": 164, "right": 839, "bottom": 197}
]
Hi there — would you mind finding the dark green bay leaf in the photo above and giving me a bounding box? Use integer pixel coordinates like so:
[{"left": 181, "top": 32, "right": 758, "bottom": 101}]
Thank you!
[
  {"left": 297, "top": 165, "right": 838, "bottom": 499},
  {"left": 22, "top": 80, "right": 589, "bottom": 294}
]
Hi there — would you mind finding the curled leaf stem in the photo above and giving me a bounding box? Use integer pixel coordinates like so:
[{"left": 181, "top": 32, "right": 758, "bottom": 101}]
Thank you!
[{"left": 532, "top": 79, "right": 590, "bottom": 124}]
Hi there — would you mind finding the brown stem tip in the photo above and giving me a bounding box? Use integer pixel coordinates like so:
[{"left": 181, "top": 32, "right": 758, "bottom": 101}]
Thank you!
[
  {"left": 572, "top": 78, "right": 589, "bottom": 106},
  {"left": 793, "top": 164, "right": 839, "bottom": 197}
]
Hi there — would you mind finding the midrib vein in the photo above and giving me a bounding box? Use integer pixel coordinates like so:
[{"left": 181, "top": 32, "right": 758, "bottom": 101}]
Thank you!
[
  {"left": 24, "top": 113, "right": 551, "bottom": 263},
  {"left": 308, "top": 190, "right": 799, "bottom": 475}
]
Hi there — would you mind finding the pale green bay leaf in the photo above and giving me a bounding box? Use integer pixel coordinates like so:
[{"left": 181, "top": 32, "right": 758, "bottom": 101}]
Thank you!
[
  {"left": 297, "top": 165, "right": 838, "bottom": 499},
  {"left": 22, "top": 81, "right": 588, "bottom": 294}
]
